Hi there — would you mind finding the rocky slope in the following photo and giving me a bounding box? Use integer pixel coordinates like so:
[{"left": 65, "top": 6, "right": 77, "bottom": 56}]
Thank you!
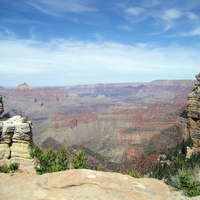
[{"left": 187, "top": 73, "right": 200, "bottom": 152}]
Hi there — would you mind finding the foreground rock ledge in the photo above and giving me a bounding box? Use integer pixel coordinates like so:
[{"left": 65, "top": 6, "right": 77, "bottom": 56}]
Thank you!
[{"left": 0, "top": 169, "right": 171, "bottom": 200}]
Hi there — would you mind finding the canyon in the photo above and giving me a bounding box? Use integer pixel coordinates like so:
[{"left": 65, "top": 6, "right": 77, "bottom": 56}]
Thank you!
[
  {"left": 1, "top": 76, "right": 200, "bottom": 200},
  {"left": 0, "top": 79, "right": 196, "bottom": 163}
]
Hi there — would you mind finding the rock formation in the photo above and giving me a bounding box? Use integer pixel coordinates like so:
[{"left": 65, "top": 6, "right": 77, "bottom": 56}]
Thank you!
[
  {"left": 0, "top": 94, "right": 3, "bottom": 115},
  {"left": 7, "top": 82, "right": 67, "bottom": 102},
  {"left": 0, "top": 94, "right": 34, "bottom": 172},
  {"left": 0, "top": 169, "right": 172, "bottom": 200},
  {"left": 187, "top": 73, "right": 200, "bottom": 152},
  {"left": 14, "top": 82, "right": 32, "bottom": 90}
]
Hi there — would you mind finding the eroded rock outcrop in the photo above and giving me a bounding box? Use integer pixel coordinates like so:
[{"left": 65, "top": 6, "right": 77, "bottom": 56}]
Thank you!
[
  {"left": 0, "top": 95, "right": 34, "bottom": 171},
  {"left": 187, "top": 73, "right": 200, "bottom": 152},
  {"left": 0, "top": 94, "right": 3, "bottom": 115},
  {"left": 0, "top": 169, "right": 171, "bottom": 200}
]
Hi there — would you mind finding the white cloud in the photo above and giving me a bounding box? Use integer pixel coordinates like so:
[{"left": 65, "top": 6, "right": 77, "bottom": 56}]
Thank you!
[
  {"left": 125, "top": 7, "right": 145, "bottom": 16},
  {"left": 187, "top": 12, "right": 198, "bottom": 20},
  {"left": 0, "top": 27, "right": 9, "bottom": 37},
  {"left": 144, "top": 0, "right": 160, "bottom": 7},
  {"left": 0, "top": 37, "right": 199, "bottom": 87},
  {"left": 182, "top": 27, "right": 200, "bottom": 36},
  {"left": 120, "top": 1, "right": 199, "bottom": 35},
  {"left": 191, "top": 28, "right": 200, "bottom": 35},
  {"left": 162, "top": 9, "right": 182, "bottom": 20},
  {"left": 148, "top": 9, "right": 184, "bottom": 32},
  {"left": 28, "top": 0, "right": 97, "bottom": 16},
  {"left": 135, "top": 43, "right": 149, "bottom": 48},
  {"left": 93, "top": 32, "right": 104, "bottom": 41},
  {"left": 123, "top": 6, "right": 184, "bottom": 32},
  {"left": 119, "top": 25, "right": 133, "bottom": 31}
]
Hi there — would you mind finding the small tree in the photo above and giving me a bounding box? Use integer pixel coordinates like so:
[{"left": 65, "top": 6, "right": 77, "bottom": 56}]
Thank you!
[
  {"left": 72, "top": 150, "right": 87, "bottom": 169},
  {"left": 57, "top": 148, "right": 69, "bottom": 171},
  {"left": 30, "top": 146, "right": 69, "bottom": 174}
]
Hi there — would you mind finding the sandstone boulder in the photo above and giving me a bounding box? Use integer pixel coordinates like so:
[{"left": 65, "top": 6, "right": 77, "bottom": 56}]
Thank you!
[
  {"left": 0, "top": 169, "right": 171, "bottom": 200},
  {"left": 0, "top": 115, "right": 34, "bottom": 172}
]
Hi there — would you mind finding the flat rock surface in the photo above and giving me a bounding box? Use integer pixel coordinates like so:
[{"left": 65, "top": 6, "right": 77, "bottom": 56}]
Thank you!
[{"left": 0, "top": 169, "right": 171, "bottom": 200}]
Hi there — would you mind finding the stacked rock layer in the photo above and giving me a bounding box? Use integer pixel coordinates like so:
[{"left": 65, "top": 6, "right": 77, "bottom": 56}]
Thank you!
[
  {"left": 0, "top": 95, "right": 34, "bottom": 171},
  {"left": 187, "top": 73, "right": 200, "bottom": 151}
]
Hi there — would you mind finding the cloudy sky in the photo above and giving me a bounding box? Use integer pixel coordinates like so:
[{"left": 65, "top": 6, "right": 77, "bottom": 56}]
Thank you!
[{"left": 0, "top": 0, "right": 199, "bottom": 87}]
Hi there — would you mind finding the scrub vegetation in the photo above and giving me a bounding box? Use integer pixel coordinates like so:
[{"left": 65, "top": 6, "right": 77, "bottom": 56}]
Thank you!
[
  {"left": 30, "top": 146, "right": 87, "bottom": 175},
  {"left": 150, "top": 137, "right": 200, "bottom": 197}
]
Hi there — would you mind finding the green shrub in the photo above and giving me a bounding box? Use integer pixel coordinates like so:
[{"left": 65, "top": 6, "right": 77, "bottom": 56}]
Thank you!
[
  {"left": 72, "top": 150, "right": 87, "bottom": 169},
  {"left": 180, "top": 110, "right": 188, "bottom": 118},
  {"left": 31, "top": 146, "right": 88, "bottom": 174},
  {"left": 97, "top": 165, "right": 102, "bottom": 171},
  {"left": 9, "top": 163, "right": 19, "bottom": 172},
  {"left": 150, "top": 137, "right": 200, "bottom": 197},
  {"left": 129, "top": 171, "right": 142, "bottom": 178},
  {"left": 57, "top": 148, "right": 69, "bottom": 171},
  {"left": 179, "top": 170, "right": 200, "bottom": 197},
  {"left": 0, "top": 165, "right": 9, "bottom": 173},
  {"left": 0, "top": 163, "right": 19, "bottom": 173},
  {"left": 151, "top": 138, "right": 194, "bottom": 178},
  {"left": 30, "top": 146, "right": 69, "bottom": 174}
]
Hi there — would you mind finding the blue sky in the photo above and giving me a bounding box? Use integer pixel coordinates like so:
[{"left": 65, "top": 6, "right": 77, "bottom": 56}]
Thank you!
[{"left": 0, "top": 0, "right": 200, "bottom": 87}]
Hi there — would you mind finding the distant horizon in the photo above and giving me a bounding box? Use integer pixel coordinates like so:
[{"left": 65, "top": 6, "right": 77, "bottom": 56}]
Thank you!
[
  {"left": 0, "top": 0, "right": 199, "bottom": 87},
  {"left": 1, "top": 78, "right": 196, "bottom": 89}
]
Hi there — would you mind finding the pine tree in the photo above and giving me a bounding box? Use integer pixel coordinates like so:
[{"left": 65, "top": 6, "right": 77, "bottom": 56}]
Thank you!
[{"left": 72, "top": 150, "right": 87, "bottom": 169}]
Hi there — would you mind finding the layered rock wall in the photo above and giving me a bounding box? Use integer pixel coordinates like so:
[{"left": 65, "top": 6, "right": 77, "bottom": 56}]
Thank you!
[
  {"left": 0, "top": 116, "right": 34, "bottom": 166},
  {"left": 8, "top": 86, "right": 67, "bottom": 102},
  {"left": 187, "top": 73, "right": 200, "bottom": 151}
]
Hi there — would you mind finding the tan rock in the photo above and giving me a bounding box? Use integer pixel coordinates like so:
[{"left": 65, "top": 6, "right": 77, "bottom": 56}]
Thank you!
[
  {"left": 176, "top": 118, "right": 190, "bottom": 140},
  {"left": 0, "top": 169, "right": 171, "bottom": 200},
  {"left": 10, "top": 143, "right": 31, "bottom": 159},
  {"left": 187, "top": 73, "right": 200, "bottom": 152},
  {"left": 186, "top": 146, "right": 195, "bottom": 159},
  {"left": 0, "top": 143, "right": 10, "bottom": 159},
  {"left": 0, "top": 115, "right": 34, "bottom": 171}
]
